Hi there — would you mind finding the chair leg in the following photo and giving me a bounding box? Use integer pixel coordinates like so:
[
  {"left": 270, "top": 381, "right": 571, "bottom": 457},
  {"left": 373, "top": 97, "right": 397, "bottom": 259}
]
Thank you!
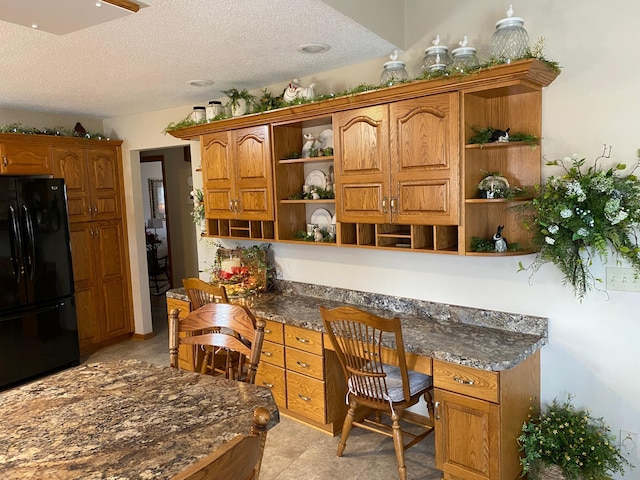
[
  {"left": 391, "top": 411, "right": 407, "bottom": 480},
  {"left": 337, "top": 399, "right": 357, "bottom": 457}
]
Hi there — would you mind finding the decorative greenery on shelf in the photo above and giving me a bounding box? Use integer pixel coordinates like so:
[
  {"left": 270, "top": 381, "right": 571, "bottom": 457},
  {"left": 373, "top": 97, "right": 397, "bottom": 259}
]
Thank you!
[
  {"left": 294, "top": 228, "right": 335, "bottom": 243},
  {"left": 518, "top": 394, "right": 633, "bottom": 480},
  {"left": 468, "top": 126, "right": 539, "bottom": 146},
  {"left": 519, "top": 145, "right": 640, "bottom": 300},
  {"left": 470, "top": 236, "right": 520, "bottom": 253},
  {"left": 0, "top": 122, "right": 109, "bottom": 140},
  {"left": 221, "top": 88, "right": 256, "bottom": 110},
  {"left": 288, "top": 186, "right": 335, "bottom": 200},
  {"left": 164, "top": 40, "right": 560, "bottom": 134}
]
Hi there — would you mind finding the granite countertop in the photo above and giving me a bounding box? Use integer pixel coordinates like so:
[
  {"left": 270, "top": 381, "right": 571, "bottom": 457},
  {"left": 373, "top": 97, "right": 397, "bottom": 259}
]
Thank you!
[
  {"left": 168, "top": 281, "right": 548, "bottom": 371},
  {"left": 0, "top": 359, "right": 279, "bottom": 480}
]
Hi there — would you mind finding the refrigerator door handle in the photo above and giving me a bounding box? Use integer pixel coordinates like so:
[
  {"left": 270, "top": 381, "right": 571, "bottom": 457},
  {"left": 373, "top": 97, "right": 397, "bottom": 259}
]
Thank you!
[
  {"left": 22, "top": 204, "right": 37, "bottom": 281},
  {"left": 8, "top": 204, "right": 23, "bottom": 283}
]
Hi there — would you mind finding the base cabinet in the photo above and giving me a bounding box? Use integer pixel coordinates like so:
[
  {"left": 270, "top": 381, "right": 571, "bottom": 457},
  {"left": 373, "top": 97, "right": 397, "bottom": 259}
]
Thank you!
[{"left": 433, "top": 352, "right": 540, "bottom": 480}]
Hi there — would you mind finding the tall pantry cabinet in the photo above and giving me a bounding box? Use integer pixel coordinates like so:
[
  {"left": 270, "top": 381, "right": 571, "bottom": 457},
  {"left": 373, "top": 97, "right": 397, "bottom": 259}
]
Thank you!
[{"left": 52, "top": 140, "right": 133, "bottom": 353}]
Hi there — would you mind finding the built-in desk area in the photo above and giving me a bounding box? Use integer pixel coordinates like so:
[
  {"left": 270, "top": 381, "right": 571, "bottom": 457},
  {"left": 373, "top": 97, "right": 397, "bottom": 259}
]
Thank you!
[{"left": 167, "top": 281, "right": 547, "bottom": 480}]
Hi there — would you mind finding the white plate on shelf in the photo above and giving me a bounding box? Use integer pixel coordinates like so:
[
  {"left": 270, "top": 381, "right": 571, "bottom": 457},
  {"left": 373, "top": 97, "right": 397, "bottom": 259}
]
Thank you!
[
  {"left": 331, "top": 214, "right": 336, "bottom": 225},
  {"left": 310, "top": 208, "right": 332, "bottom": 229},
  {"left": 305, "top": 169, "right": 327, "bottom": 189}
]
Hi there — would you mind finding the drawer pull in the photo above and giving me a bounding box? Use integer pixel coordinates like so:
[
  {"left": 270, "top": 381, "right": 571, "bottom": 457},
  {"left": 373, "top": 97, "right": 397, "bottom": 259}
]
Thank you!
[
  {"left": 264, "top": 328, "right": 272, "bottom": 334},
  {"left": 298, "top": 394, "right": 311, "bottom": 402},
  {"left": 434, "top": 401, "right": 440, "bottom": 420},
  {"left": 262, "top": 381, "right": 274, "bottom": 388},
  {"left": 295, "top": 336, "right": 310, "bottom": 344},
  {"left": 296, "top": 361, "right": 310, "bottom": 368},
  {"left": 262, "top": 351, "right": 273, "bottom": 357},
  {"left": 453, "top": 376, "right": 474, "bottom": 385}
]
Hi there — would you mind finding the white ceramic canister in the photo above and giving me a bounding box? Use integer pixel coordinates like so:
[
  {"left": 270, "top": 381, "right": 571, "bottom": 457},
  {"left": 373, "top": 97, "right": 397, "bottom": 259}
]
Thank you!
[
  {"left": 206, "top": 101, "right": 223, "bottom": 121},
  {"left": 190, "top": 106, "right": 206, "bottom": 122}
]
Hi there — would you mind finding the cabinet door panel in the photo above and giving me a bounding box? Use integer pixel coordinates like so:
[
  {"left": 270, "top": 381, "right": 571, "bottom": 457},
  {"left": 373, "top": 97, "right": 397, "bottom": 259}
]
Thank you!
[
  {"left": 334, "top": 105, "right": 390, "bottom": 223},
  {"left": 286, "top": 370, "right": 326, "bottom": 424},
  {"left": 391, "top": 94, "right": 459, "bottom": 225},
  {"left": 202, "top": 132, "right": 235, "bottom": 219},
  {"left": 68, "top": 223, "right": 101, "bottom": 350},
  {"left": 435, "top": 389, "right": 499, "bottom": 480},
  {"left": 233, "top": 126, "right": 273, "bottom": 221},
  {"left": 53, "top": 147, "right": 91, "bottom": 223},
  {"left": 0, "top": 141, "right": 52, "bottom": 175},
  {"left": 87, "top": 148, "right": 122, "bottom": 220},
  {"left": 94, "top": 222, "right": 131, "bottom": 338}
]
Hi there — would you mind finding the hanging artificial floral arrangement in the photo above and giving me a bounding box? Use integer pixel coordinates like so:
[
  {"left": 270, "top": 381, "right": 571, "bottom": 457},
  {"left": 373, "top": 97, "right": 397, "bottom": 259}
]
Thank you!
[
  {"left": 190, "top": 188, "right": 205, "bottom": 225},
  {"left": 520, "top": 145, "right": 640, "bottom": 300}
]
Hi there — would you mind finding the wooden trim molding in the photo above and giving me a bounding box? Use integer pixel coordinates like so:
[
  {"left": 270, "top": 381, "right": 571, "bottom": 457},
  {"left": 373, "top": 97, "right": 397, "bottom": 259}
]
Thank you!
[{"left": 103, "top": 0, "right": 140, "bottom": 13}]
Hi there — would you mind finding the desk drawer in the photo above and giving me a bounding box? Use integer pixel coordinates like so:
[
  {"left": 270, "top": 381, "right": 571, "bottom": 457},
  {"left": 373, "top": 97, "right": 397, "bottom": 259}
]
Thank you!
[
  {"left": 286, "top": 370, "right": 326, "bottom": 424},
  {"left": 284, "top": 324, "right": 323, "bottom": 355},
  {"left": 433, "top": 360, "right": 499, "bottom": 403},
  {"left": 255, "top": 362, "right": 286, "bottom": 407},
  {"left": 286, "top": 347, "right": 324, "bottom": 380},
  {"left": 263, "top": 319, "right": 284, "bottom": 344},
  {"left": 260, "top": 340, "right": 285, "bottom": 368}
]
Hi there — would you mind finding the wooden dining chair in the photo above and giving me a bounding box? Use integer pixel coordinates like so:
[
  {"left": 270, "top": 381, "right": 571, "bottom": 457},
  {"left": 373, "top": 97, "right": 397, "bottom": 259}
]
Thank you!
[
  {"left": 169, "top": 303, "right": 266, "bottom": 384},
  {"left": 181, "top": 278, "right": 235, "bottom": 376},
  {"left": 319, "top": 305, "right": 435, "bottom": 480},
  {"left": 182, "top": 277, "right": 229, "bottom": 308},
  {"left": 172, "top": 406, "right": 271, "bottom": 480}
]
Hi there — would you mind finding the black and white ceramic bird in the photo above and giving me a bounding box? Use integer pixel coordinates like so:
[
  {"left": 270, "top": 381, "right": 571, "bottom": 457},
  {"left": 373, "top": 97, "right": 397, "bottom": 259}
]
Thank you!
[{"left": 73, "top": 122, "right": 87, "bottom": 137}]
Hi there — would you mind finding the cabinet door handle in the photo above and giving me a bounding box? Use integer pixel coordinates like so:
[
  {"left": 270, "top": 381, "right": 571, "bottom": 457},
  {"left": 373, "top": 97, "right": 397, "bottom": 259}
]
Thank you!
[
  {"left": 262, "top": 381, "right": 274, "bottom": 388},
  {"left": 453, "top": 376, "right": 474, "bottom": 385},
  {"left": 2, "top": 155, "right": 7, "bottom": 167},
  {"left": 390, "top": 197, "right": 398, "bottom": 214},
  {"left": 296, "top": 360, "right": 310, "bottom": 368},
  {"left": 234, "top": 199, "right": 240, "bottom": 211},
  {"left": 382, "top": 197, "right": 389, "bottom": 213},
  {"left": 434, "top": 401, "right": 440, "bottom": 420},
  {"left": 298, "top": 394, "right": 311, "bottom": 402},
  {"left": 295, "top": 336, "right": 309, "bottom": 344},
  {"left": 228, "top": 200, "right": 234, "bottom": 211},
  {"left": 264, "top": 328, "right": 272, "bottom": 334},
  {"left": 262, "top": 351, "right": 273, "bottom": 357}
]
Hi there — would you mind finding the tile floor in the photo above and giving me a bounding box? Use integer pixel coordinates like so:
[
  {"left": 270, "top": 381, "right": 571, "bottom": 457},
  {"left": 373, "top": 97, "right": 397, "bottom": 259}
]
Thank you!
[{"left": 84, "top": 295, "right": 443, "bottom": 480}]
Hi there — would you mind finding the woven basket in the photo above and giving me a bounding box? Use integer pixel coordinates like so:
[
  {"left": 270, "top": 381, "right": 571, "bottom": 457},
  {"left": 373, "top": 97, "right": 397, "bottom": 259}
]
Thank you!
[{"left": 535, "top": 464, "right": 566, "bottom": 480}]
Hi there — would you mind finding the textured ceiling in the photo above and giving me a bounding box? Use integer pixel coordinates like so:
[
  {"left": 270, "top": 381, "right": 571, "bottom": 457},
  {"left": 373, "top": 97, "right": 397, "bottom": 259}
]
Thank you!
[{"left": 0, "top": 0, "right": 398, "bottom": 119}]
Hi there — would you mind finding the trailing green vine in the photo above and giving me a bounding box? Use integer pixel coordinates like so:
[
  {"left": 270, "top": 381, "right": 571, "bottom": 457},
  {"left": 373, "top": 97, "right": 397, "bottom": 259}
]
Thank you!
[{"left": 0, "top": 123, "right": 109, "bottom": 140}]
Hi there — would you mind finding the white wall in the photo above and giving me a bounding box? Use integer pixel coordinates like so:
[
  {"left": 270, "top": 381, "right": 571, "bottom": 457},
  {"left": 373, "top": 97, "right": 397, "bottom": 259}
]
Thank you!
[{"left": 103, "top": 1, "right": 639, "bottom": 476}]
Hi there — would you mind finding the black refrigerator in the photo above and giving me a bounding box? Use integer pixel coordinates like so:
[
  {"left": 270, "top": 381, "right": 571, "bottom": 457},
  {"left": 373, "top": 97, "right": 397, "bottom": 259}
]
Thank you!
[{"left": 0, "top": 177, "right": 79, "bottom": 389}]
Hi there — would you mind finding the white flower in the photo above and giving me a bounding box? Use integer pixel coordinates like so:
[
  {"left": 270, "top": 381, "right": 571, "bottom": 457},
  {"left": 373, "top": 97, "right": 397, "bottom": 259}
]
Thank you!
[
  {"left": 548, "top": 225, "right": 559, "bottom": 234},
  {"left": 577, "top": 227, "right": 589, "bottom": 237},
  {"left": 560, "top": 208, "right": 573, "bottom": 218},
  {"left": 545, "top": 236, "right": 556, "bottom": 245}
]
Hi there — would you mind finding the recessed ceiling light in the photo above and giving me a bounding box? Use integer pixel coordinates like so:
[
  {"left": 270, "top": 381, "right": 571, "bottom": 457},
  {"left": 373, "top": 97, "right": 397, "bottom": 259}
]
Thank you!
[
  {"left": 95, "top": 1, "right": 102, "bottom": 7},
  {"left": 31, "top": 23, "right": 38, "bottom": 29},
  {"left": 297, "top": 43, "right": 330, "bottom": 54},
  {"left": 187, "top": 79, "right": 214, "bottom": 87}
]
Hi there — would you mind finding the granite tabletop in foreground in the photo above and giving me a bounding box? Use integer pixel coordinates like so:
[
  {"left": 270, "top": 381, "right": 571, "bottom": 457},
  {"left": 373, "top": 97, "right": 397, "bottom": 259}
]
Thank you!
[
  {"left": 0, "top": 359, "right": 279, "bottom": 480},
  {"left": 168, "top": 281, "right": 548, "bottom": 371}
]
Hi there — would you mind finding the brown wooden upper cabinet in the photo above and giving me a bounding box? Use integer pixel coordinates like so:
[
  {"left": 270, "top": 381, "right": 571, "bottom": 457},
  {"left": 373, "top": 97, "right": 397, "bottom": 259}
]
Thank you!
[
  {"left": 201, "top": 125, "right": 274, "bottom": 221},
  {"left": 53, "top": 146, "right": 122, "bottom": 223},
  {"left": 334, "top": 93, "right": 459, "bottom": 226},
  {"left": 0, "top": 139, "right": 52, "bottom": 175}
]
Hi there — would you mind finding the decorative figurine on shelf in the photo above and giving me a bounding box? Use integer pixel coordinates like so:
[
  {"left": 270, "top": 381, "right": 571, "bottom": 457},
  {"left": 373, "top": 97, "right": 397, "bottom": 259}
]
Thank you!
[
  {"left": 282, "top": 78, "right": 316, "bottom": 102},
  {"left": 489, "top": 127, "right": 510, "bottom": 142},
  {"left": 313, "top": 225, "right": 323, "bottom": 242},
  {"left": 301, "top": 133, "right": 316, "bottom": 158},
  {"left": 73, "top": 122, "right": 87, "bottom": 137},
  {"left": 493, "top": 225, "right": 508, "bottom": 252}
]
